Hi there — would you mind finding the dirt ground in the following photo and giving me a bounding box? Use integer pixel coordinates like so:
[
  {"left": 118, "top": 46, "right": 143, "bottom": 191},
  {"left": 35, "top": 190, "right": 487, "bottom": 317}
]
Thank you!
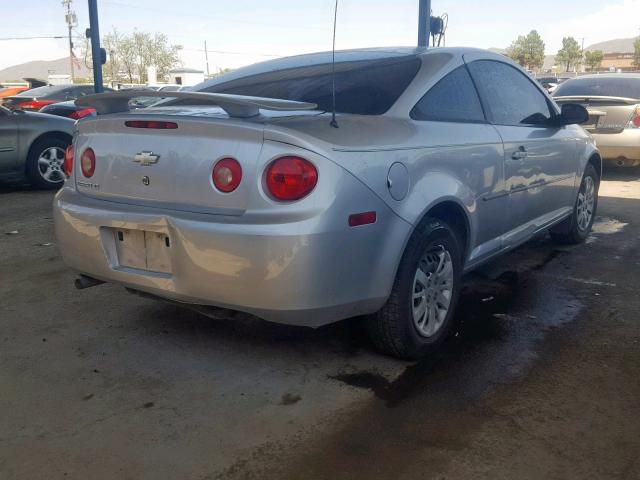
[{"left": 1, "top": 168, "right": 639, "bottom": 480}]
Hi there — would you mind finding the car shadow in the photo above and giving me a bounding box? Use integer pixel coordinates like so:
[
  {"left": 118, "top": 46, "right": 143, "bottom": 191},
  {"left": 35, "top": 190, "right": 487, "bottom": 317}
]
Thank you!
[
  {"left": 129, "top": 233, "right": 574, "bottom": 397},
  {"left": 602, "top": 165, "right": 640, "bottom": 182}
]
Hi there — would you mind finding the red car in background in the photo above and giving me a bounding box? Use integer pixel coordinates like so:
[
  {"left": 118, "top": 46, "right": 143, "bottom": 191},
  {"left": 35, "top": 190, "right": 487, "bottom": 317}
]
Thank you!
[
  {"left": 0, "top": 86, "right": 29, "bottom": 100},
  {"left": 3, "top": 84, "right": 113, "bottom": 111}
]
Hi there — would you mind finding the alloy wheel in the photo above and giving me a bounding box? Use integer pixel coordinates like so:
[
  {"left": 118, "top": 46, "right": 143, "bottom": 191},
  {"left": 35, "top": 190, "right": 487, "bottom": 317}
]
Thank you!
[
  {"left": 37, "top": 146, "right": 66, "bottom": 184},
  {"left": 576, "top": 175, "right": 595, "bottom": 232}
]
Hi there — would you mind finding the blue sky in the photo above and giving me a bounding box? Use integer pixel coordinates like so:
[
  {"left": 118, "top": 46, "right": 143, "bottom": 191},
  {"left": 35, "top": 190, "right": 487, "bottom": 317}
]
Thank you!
[{"left": 1, "top": 0, "right": 639, "bottom": 71}]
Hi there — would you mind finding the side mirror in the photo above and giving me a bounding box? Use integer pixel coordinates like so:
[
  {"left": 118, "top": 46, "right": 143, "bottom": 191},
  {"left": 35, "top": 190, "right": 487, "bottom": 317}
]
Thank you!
[{"left": 556, "top": 103, "right": 589, "bottom": 126}]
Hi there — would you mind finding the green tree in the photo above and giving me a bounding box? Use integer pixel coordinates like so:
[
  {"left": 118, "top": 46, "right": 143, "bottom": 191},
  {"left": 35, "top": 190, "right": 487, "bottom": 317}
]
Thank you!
[
  {"left": 506, "top": 30, "right": 546, "bottom": 70},
  {"left": 634, "top": 37, "right": 640, "bottom": 69},
  {"left": 584, "top": 50, "right": 604, "bottom": 71},
  {"left": 98, "top": 29, "right": 182, "bottom": 84},
  {"left": 556, "top": 37, "right": 583, "bottom": 72}
]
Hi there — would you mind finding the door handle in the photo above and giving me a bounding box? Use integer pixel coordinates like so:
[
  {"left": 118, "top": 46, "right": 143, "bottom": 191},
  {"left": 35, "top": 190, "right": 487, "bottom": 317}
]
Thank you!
[{"left": 511, "top": 147, "right": 528, "bottom": 160}]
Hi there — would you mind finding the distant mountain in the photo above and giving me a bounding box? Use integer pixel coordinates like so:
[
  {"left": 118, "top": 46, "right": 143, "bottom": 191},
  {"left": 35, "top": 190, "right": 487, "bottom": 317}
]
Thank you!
[
  {"left": 0, "top": 57, "right": 91, "bottom": 83},
  {"left": 585, "top": 37, "right": 636, "bottom": 53}
]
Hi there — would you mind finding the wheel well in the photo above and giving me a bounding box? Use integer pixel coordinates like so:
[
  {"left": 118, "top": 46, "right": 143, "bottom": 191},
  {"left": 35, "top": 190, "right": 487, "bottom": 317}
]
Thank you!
[
  {"left": 423, "top": 201, "right": 470, "bottom": 260},
  {"left": 588, "top": 153, "right": 602, "bottom": 181},
  {"left": 26, "top": 131, "right": 72, "bottom": 172}
]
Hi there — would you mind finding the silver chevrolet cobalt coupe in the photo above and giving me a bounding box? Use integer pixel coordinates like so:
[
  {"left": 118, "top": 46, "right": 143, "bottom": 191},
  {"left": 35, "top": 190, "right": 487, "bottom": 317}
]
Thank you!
[{"left": 54, "top": 47, "right": 600, "bottom": 359}]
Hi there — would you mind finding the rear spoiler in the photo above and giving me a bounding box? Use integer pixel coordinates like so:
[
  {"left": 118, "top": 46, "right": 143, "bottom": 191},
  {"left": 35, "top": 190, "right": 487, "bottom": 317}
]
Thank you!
[
  {"left": 553, "top": 95, "right": 639, "bottom": 105},
  {"left": 75, "top": 90, "right": 318, "bottom": 118}
]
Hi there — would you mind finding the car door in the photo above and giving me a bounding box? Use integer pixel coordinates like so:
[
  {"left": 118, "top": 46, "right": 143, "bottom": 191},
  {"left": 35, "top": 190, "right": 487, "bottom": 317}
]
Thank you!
[
  {"left": 466, "top": 58, "right": 578, "bottom": 246},
  {"left": 0, "top": 107, "right": 18, "bottom": 173},
  {"left": 410, "top": 64, "right": 507, "bottom": 265}
]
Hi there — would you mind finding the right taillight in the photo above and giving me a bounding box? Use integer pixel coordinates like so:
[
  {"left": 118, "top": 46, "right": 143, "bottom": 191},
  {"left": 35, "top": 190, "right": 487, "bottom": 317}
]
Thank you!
[
  {"left": 80, "top": 148, "right": 96, "bottom": 178},
  {"left": 629, "top": 105, "right": 640, "bottom": 129},
  {"left": 265, "top": 156, "right": 318, "bottom": 201},
  {"left": 63, "top": 145, "right": 74, "bottom": 177},
  {"left": 212, "top": 157, "right": 242, "bottom": 193}
]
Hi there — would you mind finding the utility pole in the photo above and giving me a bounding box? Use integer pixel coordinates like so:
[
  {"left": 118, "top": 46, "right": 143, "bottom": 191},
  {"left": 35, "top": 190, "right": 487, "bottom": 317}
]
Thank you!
[
  {"left": 62, "top": 0, "right": 77, "bottom": 82},
  {"left": 87, "top": 0, "right": 104, "bottom": 92},
  {"left": 204, "top": 40, "right": 210, "bottom": 77},
  {"left": 418, "top": 0, "right": 431, "bottom": 47}
]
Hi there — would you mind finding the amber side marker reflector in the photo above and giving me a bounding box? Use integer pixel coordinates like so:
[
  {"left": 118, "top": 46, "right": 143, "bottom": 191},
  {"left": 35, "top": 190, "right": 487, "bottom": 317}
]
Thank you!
[{"left": 348, "top": 211, "right": 377, "bottom": 227}]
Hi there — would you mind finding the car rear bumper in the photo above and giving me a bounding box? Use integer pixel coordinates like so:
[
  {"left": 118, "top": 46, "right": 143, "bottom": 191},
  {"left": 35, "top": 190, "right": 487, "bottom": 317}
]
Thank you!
[
  {"left": 591, "top": 130, "right": 640, "bottom": 166},
  {"left": 53, "top": 187, "right": 411, "bottom": 327}
]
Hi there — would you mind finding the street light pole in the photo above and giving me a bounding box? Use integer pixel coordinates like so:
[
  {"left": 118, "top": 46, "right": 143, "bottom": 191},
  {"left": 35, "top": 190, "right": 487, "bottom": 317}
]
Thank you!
[
  {"left": 418, "top": 0, "right": 431, "bottom": 47},
  {"left": 62, "top": 0, "right": 77, "bottom": 82},
  {"left": 87, "top": 0, "right": 103, "bottom": 92},
  {"left": 204, "top": 40, "right": 210, "bottom": 77}
]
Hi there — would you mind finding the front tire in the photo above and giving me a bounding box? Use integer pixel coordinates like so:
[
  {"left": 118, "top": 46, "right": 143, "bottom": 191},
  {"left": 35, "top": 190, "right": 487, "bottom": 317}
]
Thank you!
[
  {"left": 367, "top": 218, "right": 462, "bottom": 359},
  {"left": 551, "top": 164, "right": 599, "bottom": 244},
  {"left": 26, "top": 136, "right": 69, "bottom": 190}
]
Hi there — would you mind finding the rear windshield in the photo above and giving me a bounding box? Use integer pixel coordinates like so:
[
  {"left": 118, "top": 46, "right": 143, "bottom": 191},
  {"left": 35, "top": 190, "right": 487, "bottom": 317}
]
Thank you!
[
  {"left": 554, "top": 77, "right": 640, "bottom": 99},
  {"left": 199, "top": 56, "right": 421, "bottom": 115},
  {"left": 15, "top": 85, "right": 66, "bottom": 97}
]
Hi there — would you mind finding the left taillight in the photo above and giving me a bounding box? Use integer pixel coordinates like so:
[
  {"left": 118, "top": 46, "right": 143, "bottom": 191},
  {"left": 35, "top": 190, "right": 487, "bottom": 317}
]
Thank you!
[
  {"left": 63, "top": 145, "right": 74, "bottom": 178},
  {"left": 69, "top": 107, "right": 96, "bottom": 120},
  {"left": 80, "top": 148, "right": 96, "bottom": 178}
]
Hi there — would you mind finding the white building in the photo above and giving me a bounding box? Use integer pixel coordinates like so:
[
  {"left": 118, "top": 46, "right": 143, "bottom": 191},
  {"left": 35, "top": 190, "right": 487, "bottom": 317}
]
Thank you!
[
  {"left": 47, "top": 74, "right": 71, "bottom": 85},
  {"left": 168, "top": 68, "right": 205, "bottom": 86}
]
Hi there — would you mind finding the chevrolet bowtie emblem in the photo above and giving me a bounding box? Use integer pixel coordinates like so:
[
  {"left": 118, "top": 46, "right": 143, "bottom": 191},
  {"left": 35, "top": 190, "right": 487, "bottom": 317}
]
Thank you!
[{"left": 133, "top": 151, "right": 160, "bottom": 166}]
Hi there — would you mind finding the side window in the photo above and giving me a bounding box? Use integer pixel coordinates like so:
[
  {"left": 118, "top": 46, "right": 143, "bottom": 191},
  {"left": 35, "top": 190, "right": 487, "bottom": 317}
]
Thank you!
[
  {"left": 467, "top": 60, "right": 553, "bottom": 126},
  {"left": 411, "top": 66, "right": 485, "bottom": 123}
]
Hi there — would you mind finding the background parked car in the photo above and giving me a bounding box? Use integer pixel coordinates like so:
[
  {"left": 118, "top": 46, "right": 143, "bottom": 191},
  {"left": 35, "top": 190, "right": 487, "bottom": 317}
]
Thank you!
[
  {"left": 553, "top": 74, "right": 640, "bottom": 167},
  {"left": 0, "top": 105, "right": 74, "bottom": 188},
  {"left": 0, "top": 86, "right": 29, "bottom": 100},
  {"left": 3, "top": 84, "right": 114, "bottom": 111},
  {"left": 39, "top": 101, "right": 96, "bottom": 120}
]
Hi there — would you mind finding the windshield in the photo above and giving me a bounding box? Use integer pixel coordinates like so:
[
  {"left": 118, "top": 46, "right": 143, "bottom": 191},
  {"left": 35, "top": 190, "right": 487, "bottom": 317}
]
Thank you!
[
  {"left": 198, "top": 56, "right": 421, "bottom": 115},
  {"left": 554, "top": 77, "right": 640, "bottom": 99}
]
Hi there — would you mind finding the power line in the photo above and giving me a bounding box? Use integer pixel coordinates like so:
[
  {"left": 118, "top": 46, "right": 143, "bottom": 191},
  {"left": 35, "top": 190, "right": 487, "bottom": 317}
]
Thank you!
[
  {"left": 184, "top": 47, "right": 282, "bottom": 58},
  {"left": 101, "top": 0, "right": 328, "bottom": 31},
  {"left": 0, "top": 36, "right": 66, "bottom": 41}
]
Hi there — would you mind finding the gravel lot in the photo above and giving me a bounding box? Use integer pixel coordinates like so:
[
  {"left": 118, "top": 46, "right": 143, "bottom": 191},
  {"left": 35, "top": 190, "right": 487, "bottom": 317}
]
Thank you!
[{"left": 1, "top": 169, "right": 639, "bottom": 480}]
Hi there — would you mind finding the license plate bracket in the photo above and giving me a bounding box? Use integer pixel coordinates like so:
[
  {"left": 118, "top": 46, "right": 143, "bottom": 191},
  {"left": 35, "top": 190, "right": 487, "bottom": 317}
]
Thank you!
[{"left": 113, "top": 228, "right": 172, "bottom": 274}]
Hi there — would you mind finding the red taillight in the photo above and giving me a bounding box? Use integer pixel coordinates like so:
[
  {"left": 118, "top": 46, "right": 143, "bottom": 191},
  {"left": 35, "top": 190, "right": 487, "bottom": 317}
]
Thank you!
[
  {"left": 20, "top": 99, "right": 55, "bottom": 110},
  {"left": 212, "top": 158, "right": 242, "bottom": 193},
  {"left": 348, "top": 211, "right": 377, "bottom": 227},
  {"left": 63, "top": 145, "right": 74, "bottom": 178},
  {"left": 265, "top": 156, "right": 318, "bottom": 201},
  {"left": 125, "top": 120, "right": 178, "bottom": 129},
  {"left": 80, "top": 148, "right": 96, "bottom": 178},
  {"left": 631, "top": 106, "right": 640, "bottom": 128},
  {"left": 69, "top": 107, "right": 96, "bottom": 120}
]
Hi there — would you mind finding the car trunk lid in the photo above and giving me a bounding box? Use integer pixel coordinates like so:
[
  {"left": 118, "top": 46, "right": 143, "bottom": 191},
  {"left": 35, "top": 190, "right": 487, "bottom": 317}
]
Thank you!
[
  {"left": 554, "top": 95, "right": 639, "bottom": 134},
  {"left": 74, "top": 113, "right": 265, "bottom": 215}
]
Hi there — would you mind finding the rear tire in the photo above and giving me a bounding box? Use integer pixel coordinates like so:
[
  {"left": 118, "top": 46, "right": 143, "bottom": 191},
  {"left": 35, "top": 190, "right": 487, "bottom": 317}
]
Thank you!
[
  {"left": 550, "top": 164, "right": 599, "bottom": 244},
  {"left": 367, "top": 218, "right": 462, "bottom": 359},
  {"left": 26, "top": 136, "right": 69, "bottom": 190}
]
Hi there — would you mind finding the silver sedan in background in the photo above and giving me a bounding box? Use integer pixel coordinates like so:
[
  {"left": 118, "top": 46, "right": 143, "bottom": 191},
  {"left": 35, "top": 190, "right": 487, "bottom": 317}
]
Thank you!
[
  {"left": 54, "top": 47, "right": 600, "bottom": 358},
  {"left": 0, "top": 106, "right": 74, "bottom": 188}
]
